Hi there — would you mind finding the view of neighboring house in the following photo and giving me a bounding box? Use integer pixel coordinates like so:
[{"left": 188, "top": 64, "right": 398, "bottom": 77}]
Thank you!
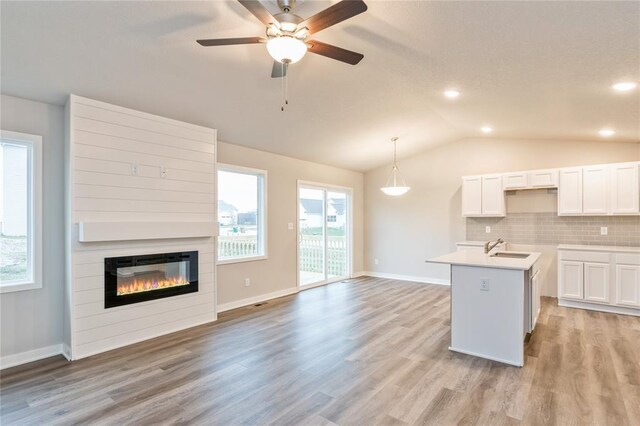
[
  {"left": 217, "top": 200, "right": 238, "bottom": 226},
  {"left": 299, "top": 198, "right": 346, "bottom": 230}
]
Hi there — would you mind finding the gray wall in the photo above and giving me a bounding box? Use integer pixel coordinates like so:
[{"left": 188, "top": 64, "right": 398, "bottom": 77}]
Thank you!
[
  {"left": 216, "top": 141, "right": 364, "bottom": 306},
  {"left": 1, "top": 94, "right": 65, "bottom": 358},
  {"left": 364, "top": 137, "right": 640, "bottom": 284}
]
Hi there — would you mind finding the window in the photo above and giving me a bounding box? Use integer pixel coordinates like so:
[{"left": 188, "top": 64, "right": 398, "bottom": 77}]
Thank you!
[
  {"left": 217, "top": 164, "right": 267, "bottom": 264},
  {"left": 327, "top": 215, "right": 337, "bottom": 223},
  {"left": 0, "top": 130, "right": 42, "bottom": 293}
]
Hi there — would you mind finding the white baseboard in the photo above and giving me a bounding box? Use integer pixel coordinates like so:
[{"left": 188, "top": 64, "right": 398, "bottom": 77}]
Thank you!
[
  {"left": 217, "top": 287, "right": 299, "bottom": 313},
  {"left": 351, "top": 271, "right": 367, "bottom": 278},
  {"left": 62, "top": 343, "right": 72, "bottom": 361},
  {"left": 363, "top": 271, "right": 450, "bottom": 286},
  {"left": 558, "top": 299, "right": 640, "bottom": 317},
  {"left": 0, "top": 344, "right": 64, "bottom": 370},
  {"left": 449, "top": 346, "right": 523, "bottom": 367}
]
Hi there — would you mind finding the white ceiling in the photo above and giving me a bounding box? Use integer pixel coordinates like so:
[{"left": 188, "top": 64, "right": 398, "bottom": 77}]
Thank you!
[{"left": 1, "top": 1, "right": 639, "bottom": 171}]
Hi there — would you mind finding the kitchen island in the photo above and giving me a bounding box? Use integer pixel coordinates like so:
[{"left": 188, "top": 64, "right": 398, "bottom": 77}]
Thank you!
[{"left": 428, "top": 248, "right": 541, "bottom": 367}]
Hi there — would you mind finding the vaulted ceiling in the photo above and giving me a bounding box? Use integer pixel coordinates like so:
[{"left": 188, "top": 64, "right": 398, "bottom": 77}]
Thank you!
[{"left": 1, "top": 1, "right": 639, "bottom": 171}]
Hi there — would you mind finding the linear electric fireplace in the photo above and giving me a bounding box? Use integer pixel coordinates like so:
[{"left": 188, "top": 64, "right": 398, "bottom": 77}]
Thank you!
[{"left": 105, "top": 251, "right": 198, "bottom": 308}]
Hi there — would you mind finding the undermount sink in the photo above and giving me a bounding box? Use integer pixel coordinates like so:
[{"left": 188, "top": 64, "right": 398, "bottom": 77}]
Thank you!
[{"left": 490, "top": 252, "right": 531, "bottom": 259}]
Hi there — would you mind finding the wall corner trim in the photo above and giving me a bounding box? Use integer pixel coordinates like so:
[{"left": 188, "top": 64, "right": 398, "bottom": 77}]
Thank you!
[
  {"left": 0, "top": 344, "right": 64, "bottom": 370},
  {"left": 217, "top": 287, "right": 299, "bottom": 313},
  {"left": 363, "top": 271, "right": 451, "bottom": 286}
]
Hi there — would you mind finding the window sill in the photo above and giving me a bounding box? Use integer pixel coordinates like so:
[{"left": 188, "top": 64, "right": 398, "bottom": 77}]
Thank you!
[
  {"left": 0, "top": 280, "right": 42, "bottom": 294},
  {"left": 217, "top": 255, "right": 268, "bottom": 266}
]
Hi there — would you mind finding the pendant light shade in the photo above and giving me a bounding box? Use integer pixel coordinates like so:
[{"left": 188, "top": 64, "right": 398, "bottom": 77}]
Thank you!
[{"left": 380, "top": 137, "right": 410, "bottom": 196}]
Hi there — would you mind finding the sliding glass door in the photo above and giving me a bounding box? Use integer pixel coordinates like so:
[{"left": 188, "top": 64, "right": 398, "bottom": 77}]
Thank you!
[{"left": 298, "top": 182, "right": 351, "bottom": 287}]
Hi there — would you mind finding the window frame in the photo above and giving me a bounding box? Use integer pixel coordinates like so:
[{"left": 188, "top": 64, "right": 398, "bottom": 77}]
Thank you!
[
  {"left": 0, "top": 130, "right": 43, "bottom": 293},
  {"left": 216, "top": 163, "right": 268, "bottom": 265}
]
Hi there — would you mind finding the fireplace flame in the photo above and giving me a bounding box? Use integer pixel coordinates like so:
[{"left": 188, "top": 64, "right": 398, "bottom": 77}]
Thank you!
[{"left": 117, "top": 275, "right": 190, "bottom": 296}]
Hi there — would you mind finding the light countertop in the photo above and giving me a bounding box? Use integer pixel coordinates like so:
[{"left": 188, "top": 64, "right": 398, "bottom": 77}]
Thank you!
[
  {"left": 558, "top": 244, "right": 640, "bottom": 253},
  {"left": 428, "top": 250, "right": 541, "bottom": 271}
]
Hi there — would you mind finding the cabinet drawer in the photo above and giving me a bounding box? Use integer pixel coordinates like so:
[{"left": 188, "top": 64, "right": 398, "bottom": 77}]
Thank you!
[
  {"left": 559, "top": 250, "right": 610, "bottom": 263},
  {"left": 529, "top": 169, "right": 558, "bottom": 187},
  {"left": 503, "top": 172, "right": 528, "bottom": 189},
  {"left": 616, "top": 253, "right": 640, "bottom": 266}
]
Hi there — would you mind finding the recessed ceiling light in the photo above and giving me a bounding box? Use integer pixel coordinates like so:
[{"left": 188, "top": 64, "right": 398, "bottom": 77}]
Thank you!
[
  {"left": 444, "top": 90, "right": 460, "bottom": 99},
  {"left": 612, "top": 82, "right": 637, "bottom": 92},
  {"left": 599, "top": 128, "right": 615, "bottom": 137},
  {"left": 481, "top": 126, "right": 493, "bottom": 134}
]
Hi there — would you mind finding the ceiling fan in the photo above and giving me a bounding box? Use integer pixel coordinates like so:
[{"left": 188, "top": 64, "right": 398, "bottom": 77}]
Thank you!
[{"left": 197, "top": 0, "right": 367, "bottom": 78}]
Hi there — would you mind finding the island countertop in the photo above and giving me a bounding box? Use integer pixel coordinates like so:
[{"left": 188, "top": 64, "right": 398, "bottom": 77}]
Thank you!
[{"left": 428, "top": 249, "right": 541, "bottom": 270}]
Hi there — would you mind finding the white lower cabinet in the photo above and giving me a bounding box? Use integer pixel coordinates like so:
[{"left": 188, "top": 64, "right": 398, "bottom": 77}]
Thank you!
[
  {"left": 583, "top": 262, "right": 610, "bottom": 303},
  {"left": 531, "top": 270, "right": 541, "bottom": 329},
  {"left": 559, "top": 260, "right": 584, "bottom": 300},
  {"left": 615, "top": 265, "right": 640, "bottom": 307},
  {"left": 558, "top": 247, "right": 640, "bottom": 316}
]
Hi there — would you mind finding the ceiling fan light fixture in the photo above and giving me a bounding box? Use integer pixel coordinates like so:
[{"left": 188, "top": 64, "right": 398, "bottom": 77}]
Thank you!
[
  {"left": 380, "top": 137, "right": 410, "bottom": 197},
  {"left": 267, "top": 36, "right": 307, "bottom": 64}
]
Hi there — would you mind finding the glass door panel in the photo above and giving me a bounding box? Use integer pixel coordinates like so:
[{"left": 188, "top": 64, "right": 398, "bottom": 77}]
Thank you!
[
  {"left": 298, "top": 187, "right": 326, "bottom": 286},
  {"left": 327, "top": 191, "right": 348, "bottom": 280}
]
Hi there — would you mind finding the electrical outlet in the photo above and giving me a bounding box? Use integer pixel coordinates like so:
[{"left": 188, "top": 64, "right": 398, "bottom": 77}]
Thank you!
[
  {"left": 287, "top": 222, "right": 294, "bottom": 230},
  {"left": 131, "top": 164, "right": 138, "bottom": 176},
  {"left": 160, "top": 166, "right": 167, "bottom": 178},
  {"left": 600, "top": 227, "right": 608, "bottom": 236},
  {"left": 485, "top": 226, "right": 491, "bottom": 233},
  {"left": 480, "top": 278, "right": 490, "bottom": 291},
  {"left": 244, "top": 278, "right": 250, "bottom": 287},
  {"left": 374, "top": 258, "right": 379, "bottom": 265}
]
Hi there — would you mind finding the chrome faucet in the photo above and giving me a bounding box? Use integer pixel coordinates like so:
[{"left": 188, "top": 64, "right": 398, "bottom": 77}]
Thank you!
[{"left": 484, "top": 238, "right": 504, "bottom": 254}]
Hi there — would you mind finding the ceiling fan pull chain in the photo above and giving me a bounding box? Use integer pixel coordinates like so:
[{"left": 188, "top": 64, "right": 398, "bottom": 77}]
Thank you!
[
  {"left": 285, "top": 63, "right": 289, "bottom": 106},
  {"left": 281, "top": 62, "right": 285, "bottom": 111}
]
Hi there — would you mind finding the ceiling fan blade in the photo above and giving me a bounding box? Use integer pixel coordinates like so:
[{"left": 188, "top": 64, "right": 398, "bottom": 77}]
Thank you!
[
  {"left": 197, "top": 37, "right": 266, "bottom": 46},
  {"left": 238, "top": 0, "right": 279, "bottom": 27},
  {"left": 271, "top": 61, "right": 288, "bottom": 78},
  {"left": 307, "top": 40, "right": 364, "bottom": 65},
  {"left": 300, "top": 0, "right": 367, "bottom": 35}
]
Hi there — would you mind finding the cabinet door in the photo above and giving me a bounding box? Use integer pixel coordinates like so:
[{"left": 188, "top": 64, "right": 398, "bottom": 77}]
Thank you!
[
  {"left": 532, "top": 271, "right": 541, "bottom": 329},
  {"left": 503, "top": 172, "right": 528, "bottom": 189},
  {"left": 529, "top": 169, "right": 558, "bottom": 188},
  {"left": 481, "top": 174, "right": 505, "bottom": 216},
  {"left": 558, "top": 168, "right": 583, "bottom": 215},
  {"left": 462, "top": 176, "right": 482, "bottom": 216},
  {"left": 583, "top": 165, "right": 609, "bottom": 215},
  {"left": 610, "top": 163, "right": 639, "bottom": 215},
  {"left": 584, "top": 262, "right": 610, "bottom": 303},
  {"left": 559, "top": 260, "right": 584, "bottom": 300},
  {"left": 615, "top": 264, "right": 640, "bottom": 307}
]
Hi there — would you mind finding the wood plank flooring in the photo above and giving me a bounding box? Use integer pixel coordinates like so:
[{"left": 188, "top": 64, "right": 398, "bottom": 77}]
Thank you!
[{"left": 2, "top": 276, "right": 640, "bottom": 425}]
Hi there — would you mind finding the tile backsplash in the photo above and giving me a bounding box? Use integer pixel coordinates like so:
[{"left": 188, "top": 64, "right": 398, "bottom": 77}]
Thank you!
[{"left": 467, "top": 213, "right": 640, "bottom": 247}]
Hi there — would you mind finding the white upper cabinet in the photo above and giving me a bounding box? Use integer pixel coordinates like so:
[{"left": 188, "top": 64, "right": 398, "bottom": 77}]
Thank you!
[
  {"left": 481, "top": 174, "right": 505, "bottom": 216},
  {"left": 558, "top": 168, "right": 583, "bottom": 215},
  {"left": 529, "top": 169, "right": 558, "bottom": 188},
  {"left": 462, "top": 176, "right": 482, "bottom": 217},
  {"left": 610, "top": 163, "right": 639, "bottom": 215},
  {"left": 503, "top": 172, "right": 528, "bottom": 190},
  {"left": 582, "top": 165, "right": 609, "bottom": 215},
  {"left": 461, "top": 161, "right": 639, "bottom": 218}
]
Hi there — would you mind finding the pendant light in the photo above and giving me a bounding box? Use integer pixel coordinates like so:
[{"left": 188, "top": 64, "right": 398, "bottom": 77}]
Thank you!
[{"left": 380, "top": 137, "right": 410, "bottom": 196}]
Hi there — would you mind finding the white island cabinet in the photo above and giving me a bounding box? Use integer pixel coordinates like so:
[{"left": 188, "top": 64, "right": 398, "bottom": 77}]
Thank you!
[{"left": 428, "top": 249, "right": 541, "bottom": 367}]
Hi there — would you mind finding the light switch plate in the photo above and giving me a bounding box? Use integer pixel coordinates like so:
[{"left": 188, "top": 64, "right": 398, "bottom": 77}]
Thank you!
[
  {"left": 600, "top": 227, "right": 608, "bottom": 236},
  {"left": 287, "top": 222, "right": 294, "bottom": 230},
  {"left": 485, "top": 226, "right": 491, "bottom": 233}
]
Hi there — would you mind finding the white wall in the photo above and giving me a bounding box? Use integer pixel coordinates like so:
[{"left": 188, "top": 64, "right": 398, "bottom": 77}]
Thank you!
[
  {"left": 0, "top": 94, "right": 65, "bottom": 362},
  {"left": 364, "top": 137, "right": 640, "bottom": 286},
  {"left": 216, "top": 141, "right": 364, "bottom": 309}
]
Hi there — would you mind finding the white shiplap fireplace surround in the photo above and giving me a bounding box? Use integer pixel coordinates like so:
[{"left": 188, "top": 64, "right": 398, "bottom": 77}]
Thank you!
[{"left": 64, "top": 95, "right": 217, "bottom": 360}]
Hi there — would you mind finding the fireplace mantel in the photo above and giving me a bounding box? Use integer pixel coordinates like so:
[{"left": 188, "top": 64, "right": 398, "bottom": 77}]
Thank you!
[{"left": 78, "top": 221, "right": 219, "bottom": 243}]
